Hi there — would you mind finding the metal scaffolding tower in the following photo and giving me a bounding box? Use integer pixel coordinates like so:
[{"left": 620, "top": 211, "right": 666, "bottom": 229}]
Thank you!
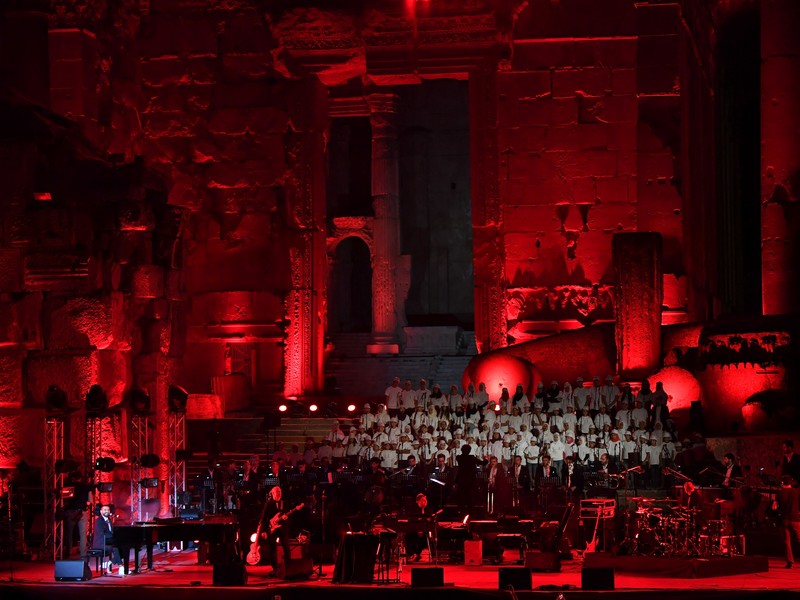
[
  {"left": 167, "top": 410, "right": 186, "bottom": 516},
  {"left": 43, "top": 416, "right": 65, "bottom": 561},
  {"left": 129, "top": 414, "right": 153, "bottom": 522},
  {"left": 84, "top": 415, "right": 104, "bottom": 485}
]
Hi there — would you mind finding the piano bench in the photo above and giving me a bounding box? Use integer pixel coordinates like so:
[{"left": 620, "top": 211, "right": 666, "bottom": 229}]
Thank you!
[{"left": 86, "top": 549, "right": 105, "bottom": 573}]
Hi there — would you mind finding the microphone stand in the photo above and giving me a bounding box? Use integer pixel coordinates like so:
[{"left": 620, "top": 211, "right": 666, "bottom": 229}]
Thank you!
[
  {"left": 316, "top": 491, "right": 326, "bottom": 577},
  {"left": 6, "top": 482, "right": 14, "bottom": 582}
]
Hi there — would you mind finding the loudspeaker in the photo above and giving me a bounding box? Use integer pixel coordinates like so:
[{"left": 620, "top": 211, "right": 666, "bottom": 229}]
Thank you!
[
  {"left": 582, "top": 567, "right": 615, "bottom": 590},
  {"left": 525, "top": 550, "right": 561, "bottom": 572},
  {"left": 55, "top": 560, "right": 92, "bottom": 581},
  {"left": 212, "top": 562, "right": 248, "bottom": 586},
  {"left": 498, "top": 567, "right": 532, "bottom": 590},
  {"left": 277, "top": 557, "right": 314, "bottom": 580},
  {"left": 464, "top": 540, "right": 482, "bottom": 565},
  {"left": 411, "top": 566, "right": 444, "bottom": 587}
]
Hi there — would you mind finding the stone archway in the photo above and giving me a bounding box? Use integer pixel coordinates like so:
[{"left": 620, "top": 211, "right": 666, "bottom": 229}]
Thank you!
[{"left": 329, "top": 235, "right": 373, "bottom": 334}]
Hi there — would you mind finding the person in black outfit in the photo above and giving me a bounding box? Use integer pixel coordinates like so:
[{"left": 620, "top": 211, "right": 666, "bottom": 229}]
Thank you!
[
  {"left": 563, "top": 455, "right": 584, "bottom": 500},
  {"left": 260, "top": 486, "right": 294, "bottom": 575},
  {"left": 773, "top": 475, "right": 800, "bottom": 568},
  {"left": 63, "top": 471, "right": 92, "bottom": 559},
  {"left": 404, "top": 493, "right": 432, "bottom": 562},
  {"left": 507, "top": 455, "right": 530, "bottom": 508},
  {"left": 453, "top": 445, "right": 484, "bottom": 510},
  {"left": 199, "top": 459, "right": 223, "bottom": 513},
  {"left": 91, "top": 504, "right": 121, "bottom": 574},
  {"left": 780, "top": 440, "right": 800, "bottom": 486},
  {"left": 682, "top": 481, "right": 703, "bottom": 509},
  {"left": 484, "top": 456, "right": 508, "bottom": 514},
  {"left": 405, "top": 455, "right": 427, "bottom": 496}
]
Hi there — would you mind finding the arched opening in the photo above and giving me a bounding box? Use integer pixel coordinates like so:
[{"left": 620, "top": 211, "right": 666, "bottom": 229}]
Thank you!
[{"left": 329, "top": 237, "right": 372, "bottom": 334}]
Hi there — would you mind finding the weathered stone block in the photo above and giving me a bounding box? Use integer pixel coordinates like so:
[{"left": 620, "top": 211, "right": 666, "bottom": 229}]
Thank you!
[
  {"left": 574, "top": 39, "right": 637, "bottom": 68},
  {"left": 46, "top": 296, "right": 114, "bottom": 350},
  {"left": 545, "top": 123, "right": 608, "bottom": 151},
  {"left": 131, "top": 266, "right": 165, "bottom": 299},
  {"left": 186, "top": 393, "right": 223, "bottom": 419},
  {"left": 498, "top": 125, "right": 550, "bottom": 153},
  {"left": 547, "top": 150, "right": 617, "bottom": 178},
  {"left": 26, "top": 352, "right": 95, "bottom": 410},
  {"left": 497, "top": 70, "right": 551, "bottom": 98},
  {"left": 0, "top": 408, "right": 45, "bottom": 468},
  {"left": 595, "top": 175, "right": 631, "bottom": 203},
  {"left": 504, "top": 205, "right": 562, "bottom": 233},
  {"left": 513, "top": 40, "right": 575, "bottom": 70},
  {"left": 552, "top": 68, "right": 611, "bottom": 98},
  {"left": 517, "top": 97, "right": 578, "bottom": 126},
  {"left": 611, "top": 68, "right": 637, "bottom": 95},
  {"left": 0, "top": 249, "right": 23, "bottom": 292},
  {"left": 0, "top": 347, "right": 25, "bottom": 407}
]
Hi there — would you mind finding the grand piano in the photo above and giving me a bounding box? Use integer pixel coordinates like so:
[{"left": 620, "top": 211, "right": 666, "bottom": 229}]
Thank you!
[{"left": 113, "top": 517, "right": 238, "bottom": 574}]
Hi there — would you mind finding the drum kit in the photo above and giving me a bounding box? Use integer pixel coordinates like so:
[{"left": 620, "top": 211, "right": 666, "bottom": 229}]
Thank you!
[{"left": 624, "top": 498, "right": 743, "bottom": 558}]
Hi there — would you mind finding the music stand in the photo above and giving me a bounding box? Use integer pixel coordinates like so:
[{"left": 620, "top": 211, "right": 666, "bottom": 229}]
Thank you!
[{"left": 539, "top": 476, "right": 562, "bottom": 516}]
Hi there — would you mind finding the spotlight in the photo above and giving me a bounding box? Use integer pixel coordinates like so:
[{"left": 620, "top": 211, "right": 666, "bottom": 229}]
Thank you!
[
  {"left": 96, "top": 482, "right": 114, "bottom": 493},
  {"left": 168, "top": 385, "right": 189, "bottom": 412},
  {"left": 309, "top": 404, "right": 318, "bottom": 413},
  {"left": 94, "top": 457, "right": 116, "bottom": 473},
  {"left": 347, "top": 404, "right": 357, "bottom": 413},
  {"left": 129, "top": 387, "right": 151, "bottom": 414},
  {"left": 140, "top": 478, "right": 159, "bottom": 489},
  {"left": 278, "top": 404, "right": 288, "bottom": 412},
  {"left": 45, "top": 385, "right": 68, "bottom": 413},
  {"left": 85, "top": 384, "right": 108, "bottom": 414},
  {"left": 140, "top": 453, "right": 161, "bottom": 468}
]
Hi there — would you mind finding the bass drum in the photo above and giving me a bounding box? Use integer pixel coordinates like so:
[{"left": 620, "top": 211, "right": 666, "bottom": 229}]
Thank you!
[
  {"left": 364, "top": 485, "right": 385, "bottom": 506},
  {"left": 635, "top": 528, "right": 662, "bottom": 556}
]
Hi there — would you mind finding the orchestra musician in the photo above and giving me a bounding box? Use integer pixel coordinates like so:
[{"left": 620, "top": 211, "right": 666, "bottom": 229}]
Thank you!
[
  {"left": 508, "top": 454, "right": 530, "bottom": 508},
  {"left": 682, "top": 481, "right": 703, "bottom": 509},
  {"left": 563, "top": 455, "right": 584, "bottom": 499},
  {"left": 720, "top": 452, "right": 743, "bottom": 499},
  {"left": 404, "top": 493, "right": 432, "bottom": 562},
  {"left": 91, "top": 504, "right": 121, "bottom": 575},
  {"left": 485, "top": 455, "right": 508, "bottom": 514},
  {"left": 260, "top": 486, "right": 294, "bottom": 576}
]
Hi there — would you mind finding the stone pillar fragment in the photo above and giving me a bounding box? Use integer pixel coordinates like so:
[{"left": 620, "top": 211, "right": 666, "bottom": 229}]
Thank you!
[
  {"left": 367, "top": 93, "right": 401, "bottom": 354},
  {"left": 613, "top": 232, "right": 663, "bottom": 380},
  {"left": 761, "top": 0, "right": 800, "bottom": 314}
]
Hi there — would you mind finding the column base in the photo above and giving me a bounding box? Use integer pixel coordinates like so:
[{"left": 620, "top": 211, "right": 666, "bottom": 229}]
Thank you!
[{"left": 366, "top": 343, "right": 400, "bottom": 355}]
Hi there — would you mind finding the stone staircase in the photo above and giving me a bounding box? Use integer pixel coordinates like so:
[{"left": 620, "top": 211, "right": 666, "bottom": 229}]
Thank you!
[{"left": 325, "top": 331, "right": 477, "bottom": 396}]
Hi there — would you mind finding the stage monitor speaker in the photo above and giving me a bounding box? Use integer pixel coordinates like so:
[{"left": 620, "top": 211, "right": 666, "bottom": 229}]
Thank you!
[
  {"left": 277, "top": 557, "right": 314, "bottom": 580},
  {"left": 525, "top": 550, "right": 561, "bottom": 572},
  {"left": 582, "top": 567, "right": 615, "bottom": 590},
  {"left": 212, "top": 562, "right": 248, "bottom": 586},
  {"left": 498, "top": 567, "right": 532, "bottom": 590},
  {"left": 55, "top": 560, "right": 92, "bottom": 581},
  {"left": 411, "top": 566, "right": 444, "bottom": 587}
]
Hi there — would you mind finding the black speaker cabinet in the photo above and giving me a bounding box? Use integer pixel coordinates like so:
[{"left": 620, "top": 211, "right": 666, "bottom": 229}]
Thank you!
[
  {"left": 54, "top": 560, "right": 92, "bottom": 581},
  {"left": 525, "top": 550, "right": 561, "bottom": 572},
  {"left": 277, "top": 557, "right": 314, "bottom": 580},
  {"left": 411, "top": 566, "right": 444, "bottom": 587},
  {"left": 582, "top": 567, "right": 615, "bottom": 590},
  {"left": 212, "top": 562, "right": 248, "bottom": 586},
  {"left": 498, "top": 567, "right": 532, "bottom": 590}
]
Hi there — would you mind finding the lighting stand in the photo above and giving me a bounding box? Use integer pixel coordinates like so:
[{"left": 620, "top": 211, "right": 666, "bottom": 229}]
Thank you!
[
  {"left": 167, "top": 410, "right": 187, "bottom": 517},
  {"left": 44, "top": 415, "right": 65, "bottom": 561}
]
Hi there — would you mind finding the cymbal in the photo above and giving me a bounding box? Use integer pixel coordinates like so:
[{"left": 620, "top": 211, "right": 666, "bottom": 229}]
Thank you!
[
  {"left": 627, "top": 497, "right": 656, "bottom": 502},
  {"left": 636, "top": 508, "right": 662, "bottom": 513}
]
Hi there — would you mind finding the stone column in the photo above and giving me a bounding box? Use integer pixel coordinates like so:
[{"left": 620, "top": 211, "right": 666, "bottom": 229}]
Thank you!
[
  {"left": 367, "top": 93, "right": 401, "bottom": 354},
  {"left": 761, "top": 0, "right": 800, "bottom": 315},
  {"left": 613, "top": 232, "right": 663, "bottom": 380}
]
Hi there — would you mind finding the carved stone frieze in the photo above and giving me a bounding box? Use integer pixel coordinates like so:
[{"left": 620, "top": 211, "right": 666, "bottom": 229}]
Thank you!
[{"left": 506, "top": 285, "right": 615, "bottom": 329}]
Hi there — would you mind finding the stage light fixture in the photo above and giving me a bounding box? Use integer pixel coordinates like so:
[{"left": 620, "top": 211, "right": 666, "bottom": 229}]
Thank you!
[
  {"left": 85, "top": 384, "right": 108, "bottom": 414},
  {"left": 129, "top": 387, "right": 151, "bottom": 414},
  {"left": 140, "top": 478, "right": 159, "bottom": 489},
  {"left": 309, "top": 403, "right": 318, "bottom": 413},
  {"left": 94, "top": 457, "right": 116, "bottom": 473},
  {"left": 45, "top": 385, "right": 68, "bottom": 413},
  {"left": 54, "top": 459, "right": 79, "bottom": 475},
  {"left": 168, "top": 385, "right": 189, "bottom": 412},
  {"left": 140, "top": 453, "right": 161, "bottom": 468},
  {"left": 347, "top": 404, "right": 356, "bottom": 413},
  {"left": 96, "top": 482, "right": 114, "bottom": 493},
  {"left": 278, "top": 404, "right": 288, "bottom": 412}
]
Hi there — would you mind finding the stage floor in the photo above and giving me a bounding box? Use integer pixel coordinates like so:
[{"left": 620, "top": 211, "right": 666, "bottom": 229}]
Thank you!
[{"left": 1, "top": 548, "right": 799, "bottom": 600}]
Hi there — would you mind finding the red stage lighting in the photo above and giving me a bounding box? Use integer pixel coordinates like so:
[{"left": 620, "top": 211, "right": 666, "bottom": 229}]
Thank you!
[
  {"left": 309, "top": 404, "right": 318, "bottom": 412},
  {"left": 347, "top": 404, "right": 357, "bottom": 412},
  {"left": 278, "top": 404, "right": 288, "bottom": 412}
]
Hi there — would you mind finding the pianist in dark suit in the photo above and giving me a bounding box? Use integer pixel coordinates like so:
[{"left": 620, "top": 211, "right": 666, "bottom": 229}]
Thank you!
[
  {"left": 259, "top": 486, "right": 293, "bottom": 574},
  {"left": 91, "top": 504, "right": 121, "bottom": 574},
  {"left": 404, "top": 493, "right": 431, "bottom": 562}
]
